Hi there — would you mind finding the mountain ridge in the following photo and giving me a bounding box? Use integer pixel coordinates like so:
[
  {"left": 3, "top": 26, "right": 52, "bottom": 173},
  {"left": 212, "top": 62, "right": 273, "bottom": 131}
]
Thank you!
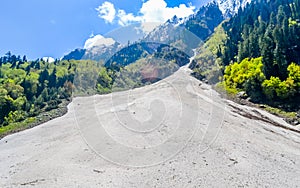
[{"left": 62, "top": 0, "right": 252, "bottom": 62}]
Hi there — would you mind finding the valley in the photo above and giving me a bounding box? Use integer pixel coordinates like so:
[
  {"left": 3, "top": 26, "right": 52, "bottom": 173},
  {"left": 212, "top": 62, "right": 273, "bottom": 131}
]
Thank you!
[
  {"left": 0, "top": 64, "right": 299, "bottom": 187},
  {"left": 0, "top": 0, "right": 300, "bottom": 187}
]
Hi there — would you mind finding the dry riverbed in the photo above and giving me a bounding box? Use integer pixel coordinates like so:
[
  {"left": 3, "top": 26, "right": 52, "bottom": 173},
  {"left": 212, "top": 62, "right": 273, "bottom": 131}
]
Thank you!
[{"left": 1, "top": 66, "right": 300, "bottom": 187}]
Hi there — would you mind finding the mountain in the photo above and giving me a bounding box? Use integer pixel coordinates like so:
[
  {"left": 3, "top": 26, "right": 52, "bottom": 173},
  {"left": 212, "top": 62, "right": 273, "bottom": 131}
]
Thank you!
[
  {"left": 143, "top": 0, "right": 252, "bottom": 57},
  {"left": 184, "top": 1, "right": 224, "bottom": 40},
  {"left": 145, "top": 0, "right": 252, "bottom": 41},
  {"left": 62, "top": 35, "right": 122, "bottom": 62},
  {"left": 105, "top": 42, "right": 190, "bottom": 69},
  {"left": 62, "top": 48, "right": 86, "bottom": 61},
  {"left": 143, "top": 2, "right": 223, "bottom": 48},
  {"left": 83, "top": 36, "right": 121, "bottom": 62},
  {"left": 61, "top": 22, "right": 158, "bottom": 62},
  {"left": 216, "top": 0, "right": 252, "bottom": 18},
  {"left": 62, "top": 0, "right": 252, "bottom": 63}
]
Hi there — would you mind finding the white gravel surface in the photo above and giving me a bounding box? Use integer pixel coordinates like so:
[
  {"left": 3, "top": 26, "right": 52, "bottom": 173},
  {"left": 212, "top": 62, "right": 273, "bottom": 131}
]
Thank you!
[{"left": 1, "top": 66, "right": 300, "bottom": 187}]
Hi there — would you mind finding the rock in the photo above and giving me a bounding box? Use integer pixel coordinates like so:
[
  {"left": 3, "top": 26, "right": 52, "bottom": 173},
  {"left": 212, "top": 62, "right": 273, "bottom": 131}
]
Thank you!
[
  {"left": 93, "top": 169, "right": 105, "bottom": 174},
  {"left": 285, "top": 118, "right": 300, "bottom": 126},
  {"left": 296, "top": 111, "right": 300, "bottom": 118},
  {"left": 237, "top": 91, "right": 248, "bottom": 99},
  {"left": 239, "top": 101, "right": 246, "bottom": 105}
]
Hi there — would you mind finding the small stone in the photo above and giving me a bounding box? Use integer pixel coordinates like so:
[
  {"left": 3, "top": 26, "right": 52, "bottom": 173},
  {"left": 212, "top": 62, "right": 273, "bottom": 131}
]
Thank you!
[
  {"left": 259, "top": 105, "right": 266, "bottom": 108},
  {"left": 237, "top": 91, "right": 248, "bottom": 99}
]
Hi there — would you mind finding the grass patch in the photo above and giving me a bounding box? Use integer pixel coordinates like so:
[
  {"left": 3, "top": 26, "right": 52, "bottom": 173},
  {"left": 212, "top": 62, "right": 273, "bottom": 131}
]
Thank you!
[
  {"left": 0, "top": 117, "right": 36, "bottom": 138},
  {"left": 213, "top": 81, "right": 299, "bottom": 125},
  {"left": 261, "top": 105, "right": 297, "bottom": 119}
]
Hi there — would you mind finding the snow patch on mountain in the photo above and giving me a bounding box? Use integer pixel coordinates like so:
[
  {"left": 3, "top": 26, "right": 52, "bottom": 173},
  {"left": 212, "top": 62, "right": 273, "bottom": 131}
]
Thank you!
[
  {"left": 216, "top": 0, "right": 252, "bottom": 18},
  {"left": 42, "top": 57, "right": 55, "bottom": 63},
  {"left": 84, "top": 35, "right": 116, "bottom": 49}
]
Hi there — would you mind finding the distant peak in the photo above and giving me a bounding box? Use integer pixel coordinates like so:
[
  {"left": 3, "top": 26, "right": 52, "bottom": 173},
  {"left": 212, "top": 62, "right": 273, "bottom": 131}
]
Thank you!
[
  {"left": 84, "top": 35, "right": 116, "bottom": 49},
  {"left": 42, "top": 57, "right": 55, "bottom": 63},
  {"left": 215, "top": 0, "right": 252, "bottom": 18}
]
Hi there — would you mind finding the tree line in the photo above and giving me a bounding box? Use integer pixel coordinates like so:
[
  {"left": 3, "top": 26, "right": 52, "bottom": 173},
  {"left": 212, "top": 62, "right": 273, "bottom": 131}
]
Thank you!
[
  {"left": 192, "top": 0, "right": 300, "bottom": 109},
  {"left": 0, "top": 56, "right": 86, "bottom": 126}
]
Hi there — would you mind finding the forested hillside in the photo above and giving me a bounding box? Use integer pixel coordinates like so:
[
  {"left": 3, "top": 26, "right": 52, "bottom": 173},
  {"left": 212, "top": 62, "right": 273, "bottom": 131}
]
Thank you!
[
  {"left": 105, "top": 42, "right": 190, "bottom": 69},
  {"left": 192, "top": 0, "right": 300, "bottom": 111},
  {"left": 184, "top": 1, "right": 224, "bottom": 40},
  {"left": 0, "top": 53, "right": 104, "bottom": 136}
]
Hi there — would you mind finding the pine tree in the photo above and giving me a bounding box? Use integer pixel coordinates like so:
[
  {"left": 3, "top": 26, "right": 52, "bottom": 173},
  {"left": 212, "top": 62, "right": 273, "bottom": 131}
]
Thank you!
[
  {"left": 49, "top": 68, "right": 57, "bottom": 88},
  {"left": 22, "top": 55, "right": 27, "bottom": 63},
  {"left": 262, "top": 26, "right": 276, "bottom": 79}
]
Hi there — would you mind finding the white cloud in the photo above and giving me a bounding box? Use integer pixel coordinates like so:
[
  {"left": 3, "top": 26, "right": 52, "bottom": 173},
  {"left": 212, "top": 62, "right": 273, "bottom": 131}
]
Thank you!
[
  {"left": 139, "top": 0, "right": 167, "bottom": 23},
  {"left": 96, "top": 0, "right": 195, "bottom": 27},
  {"left": 84, "top": 34, "right": 116, "bottom": 49},
  {"left": 96, "top": 1, "right": 116, "bottom": 23},
  {"left": 163, "top": 4, "right": 195, "bottom": 21},
  {"left": 117, "top": 9, "right": 143, "bottom": 27}
]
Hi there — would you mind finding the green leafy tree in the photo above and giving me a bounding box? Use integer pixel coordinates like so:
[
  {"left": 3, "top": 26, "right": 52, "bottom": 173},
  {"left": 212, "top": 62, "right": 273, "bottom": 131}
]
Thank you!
[
  {"left": 22, "top": 72, "right": 39, "bottom": 100},
  {"left": 223, "top": 57, "right": 265, "bottom": 95},
  {"left": 262, "top": 63, "right": 300, "bottom": 100}
]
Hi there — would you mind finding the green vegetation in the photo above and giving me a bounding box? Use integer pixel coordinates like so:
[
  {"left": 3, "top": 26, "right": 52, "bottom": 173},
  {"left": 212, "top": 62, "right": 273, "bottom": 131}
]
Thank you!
[
  {"left": 184, "top": 2, "right": 223, "bottom": 41},
  {"left": 217, "top": 0, "right": 300, "bottom": 74},
  {"left": 222, "top": 57, "right": 266, "bottom": 101},
  {"left": 105, "top": 42, "right": 190, "bottom": 69},
  {"left": 0, "top": 54, "right": 102, "bottom": 137},
  {"left": 0, "top": 117, "right": 36, "bottom": 136},
  {"left": 262, "top": 105, "right": 297, "bottom": 119},
  {"left": 112, "top": 57, "right": 179, "bottom": 91},
  {"left": 190, "top": 24, "right": 228, "bottom": 83},
  {"left": 221, "top": 57, "right": 300, "bottom": 104},
  {"left": 191, "top": 0, "right": 300, "bottom": 114}
]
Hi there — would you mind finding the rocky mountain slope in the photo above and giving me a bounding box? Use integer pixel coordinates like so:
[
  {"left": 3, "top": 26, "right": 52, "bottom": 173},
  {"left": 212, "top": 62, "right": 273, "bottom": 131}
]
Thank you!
[
  {"left": 62, "top": 0, "right": 252, "bottom": 63},
  {"left": 62, "top": 36, "right": 122, "bottom": 62},
  {"left": 144, "top": 0, "right": 252, "bottom": 44},
  {"left": 216, "top": 0, "right": 252, "bottom": 18}
]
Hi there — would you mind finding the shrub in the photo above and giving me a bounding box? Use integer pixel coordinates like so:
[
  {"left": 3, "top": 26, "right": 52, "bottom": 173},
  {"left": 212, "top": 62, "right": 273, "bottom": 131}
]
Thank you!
[
  {"left": 223, "top": 57, "right": 265, "bottom": 100},
  {"left": 262, "top": 63, "right": 299, "bottom": 100}
]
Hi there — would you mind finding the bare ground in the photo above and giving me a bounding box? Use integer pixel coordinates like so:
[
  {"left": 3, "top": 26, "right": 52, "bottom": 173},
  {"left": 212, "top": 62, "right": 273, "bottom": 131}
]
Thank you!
[{"left": 1, "top": 66, "right": 300, "bottom": 187}]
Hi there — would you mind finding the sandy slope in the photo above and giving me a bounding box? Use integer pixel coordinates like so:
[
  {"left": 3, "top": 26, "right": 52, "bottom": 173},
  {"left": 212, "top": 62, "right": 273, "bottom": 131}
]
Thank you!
[{"left": 0, "top": 66, "right": 300, "bottom": 187}]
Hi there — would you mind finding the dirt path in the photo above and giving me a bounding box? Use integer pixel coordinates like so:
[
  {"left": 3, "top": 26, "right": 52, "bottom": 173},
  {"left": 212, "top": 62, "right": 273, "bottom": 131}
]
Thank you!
[{"left": 1, "top": 66, "right": 300, "bottom": 187}]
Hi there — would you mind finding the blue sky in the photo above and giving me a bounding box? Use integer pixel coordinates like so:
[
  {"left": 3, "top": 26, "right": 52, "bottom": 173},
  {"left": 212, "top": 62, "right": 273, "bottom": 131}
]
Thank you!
[{"left": 0, "top": 0, "right": 209, "bottom": 60}]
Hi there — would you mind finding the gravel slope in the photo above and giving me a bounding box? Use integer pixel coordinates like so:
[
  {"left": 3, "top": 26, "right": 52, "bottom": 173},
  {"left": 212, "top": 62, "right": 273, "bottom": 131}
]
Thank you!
[{"left": 1, "top": 66, "right": 300, "bottom": 187}]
